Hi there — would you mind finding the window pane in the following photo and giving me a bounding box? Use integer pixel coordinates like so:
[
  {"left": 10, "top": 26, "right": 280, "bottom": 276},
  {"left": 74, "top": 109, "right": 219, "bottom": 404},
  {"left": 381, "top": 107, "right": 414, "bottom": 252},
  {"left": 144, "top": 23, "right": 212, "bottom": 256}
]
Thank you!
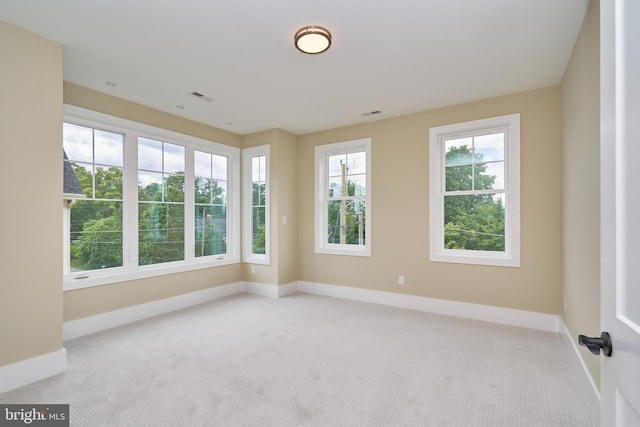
[
  {"left": 348, "top": 174, "right": 366, "bottom": 196},
  {"left": 445, "top": 138, "right": 473, "bottom": 166},
  {"left": 326, "top": 200, "right": 366, "bottom": 245},
  {"left": 253, "top": 182, "right": 266, "bottom": 206},
  {"left": 211, "top": 154, "right": 227, "bottom": 181},
  {"left": 213, "top": 181, "right": 227, "bottom": 205},
  {"left": 69, "top": 162, "right": 94, "bottom": 198},
  {"left": 138, "top": 171, "right": 163, "bottom": 202},
  {"left": 252, "top": 155, "right": 266, "bottom": 182},
  {"left": 329, "top": 154, "right": 347, "bottom": 177},
  {"left": 474, "top": 133, "right": 504, "bottom": 162},
  {"left": 164, "top": 173, "right": 184, "bottom": 203},
  {"left": 195, "top": 177, "right": 212, "bottom": 204},
  {"left": 95, "top": 166, "right": 123, "bottom": 199},
  {"left": 328, "top": 176, "right": 343, "bottom": 197},
  {"left": 252, "top": 206, "right": 266, "bottom": 254},
  {"left": 445, "top": 165, "right": 473, "bottom": 191},
  {"left": 164, "top": 143, "right": 185, "bottom": 174},
  {"left": 194, "top": 151, "right": 228, "bottom": 258},
  {"left": 475, "top": 161, "right": 504, "bottom": 190},
  {"left": 346, "top": 151, "right": 366, "bottom": 175},
  {"left": 70, "top": 201, "right": 123, "bottom": 270},
  {"left": 195, "top": 151, "right": 212, "bottom": 178},
  {"left": 63, "top": 123, "right": 93, "bottom": 163},
  {"left": 64, "top": 122, "right": 124, "bottom": 274},
  {"left": 94, "top": 130, "right": 124, "bottom": 166},
  {"left": 138, "top": 137, "right": 163, "bottom": 171},
  {"left": 195, "top": 205, "right": 227, "bottom": 257},
  {"left": 443, "top": 194, "right": 505, "bottom": 252},
  {"left": 138, "top": 202, "right": 185, "bottom": 265}
]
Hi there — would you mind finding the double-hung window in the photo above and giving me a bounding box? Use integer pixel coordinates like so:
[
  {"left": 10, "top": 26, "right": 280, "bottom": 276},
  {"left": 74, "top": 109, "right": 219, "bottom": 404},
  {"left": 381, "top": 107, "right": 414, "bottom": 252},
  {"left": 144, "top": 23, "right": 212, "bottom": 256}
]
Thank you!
[
  {"left": 429, "top": 114, "right": 520, "bottom": 267},
  {"left": 315, "top": 138, "right": 371, "bottom": 256},
  {"left": 63, "top": 106, "right": 240, "bottom": 289}
]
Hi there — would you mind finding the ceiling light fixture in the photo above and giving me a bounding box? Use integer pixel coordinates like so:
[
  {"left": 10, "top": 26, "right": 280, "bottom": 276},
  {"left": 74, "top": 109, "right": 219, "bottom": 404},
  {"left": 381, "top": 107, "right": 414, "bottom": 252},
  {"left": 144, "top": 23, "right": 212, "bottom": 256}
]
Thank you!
[{"left": 294, "top": 26, "right": 332, "bottom": 54}]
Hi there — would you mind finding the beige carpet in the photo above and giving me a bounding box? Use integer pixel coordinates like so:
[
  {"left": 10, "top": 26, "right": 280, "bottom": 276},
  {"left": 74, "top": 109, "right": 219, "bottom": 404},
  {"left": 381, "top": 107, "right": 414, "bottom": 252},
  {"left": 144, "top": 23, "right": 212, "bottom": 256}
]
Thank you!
[{"left": 0, "top": 293, "right": 597, "bottom": 426}]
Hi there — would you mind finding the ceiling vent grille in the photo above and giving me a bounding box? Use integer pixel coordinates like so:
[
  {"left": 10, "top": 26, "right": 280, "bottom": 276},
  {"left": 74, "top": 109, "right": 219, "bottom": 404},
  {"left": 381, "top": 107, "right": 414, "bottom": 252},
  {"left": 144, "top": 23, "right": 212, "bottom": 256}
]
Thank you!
[{"left": 191, "top": 91, "right": 214, "bottom": 102}]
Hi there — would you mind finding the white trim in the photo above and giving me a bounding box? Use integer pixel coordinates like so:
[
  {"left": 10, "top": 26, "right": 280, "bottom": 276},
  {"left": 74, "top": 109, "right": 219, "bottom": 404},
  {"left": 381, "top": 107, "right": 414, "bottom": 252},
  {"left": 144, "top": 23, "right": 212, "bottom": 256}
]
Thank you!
[
  {"left": 298, "top": 281, "right": 559, "bottom": 332},
  {"left": 243, "top": 282, "right": 280, "bottom": 298},
  {"left": 559, "top": 318, "right": 601, "bottom": 417},
  {"left": 242, "top": 145, "right": 270, "bottom": 265},
  {"left": 0, "top": 349, "right": 67, "bottom": 394},
  {"left": 63, "top": 105, "right": 241, "bottom": 291},
  {"left": 63, "top": 283, "right": 244, "bottom": 340},
  {"left": 63, "top": 278, "right": 559, "bottom": 344},
  {"left": 314, "top": 138, "right": 372, "bottom": 257},
  {"left": 63, "top": 281, "right": 302, "bottom": 341},
  {"left": 429, "top": 114, "right": 521, "bottom": 267},
  {"left": 242, "top": 281, "right": 299, "bottom": 298},
  {"left": 277, "top": 281, "right": 299, "bottom": 297}
]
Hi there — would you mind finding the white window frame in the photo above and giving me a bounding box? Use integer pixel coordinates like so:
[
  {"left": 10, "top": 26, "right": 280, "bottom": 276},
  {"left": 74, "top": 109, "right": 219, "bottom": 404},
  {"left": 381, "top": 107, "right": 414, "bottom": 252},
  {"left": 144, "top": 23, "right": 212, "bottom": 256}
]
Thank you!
[
  {"left": 315, "top": 138, "right": 372, "bottom": 257},
  {"left": 242, "top": 144, "right": 270, "bottom": 265},
  {"left": 429, "top": 114, "right": 520, "bottom": 267},
  {"left": 63, "top": 105, "right": 240, "bottom": 290}
]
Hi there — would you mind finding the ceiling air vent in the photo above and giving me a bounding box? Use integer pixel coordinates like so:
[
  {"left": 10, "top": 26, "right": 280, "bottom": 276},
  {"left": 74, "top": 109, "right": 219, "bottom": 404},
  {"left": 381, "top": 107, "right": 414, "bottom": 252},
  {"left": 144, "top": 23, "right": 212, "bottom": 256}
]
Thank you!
[
  {"left": 191, "top": 91, "right": 214, "bottom": 102},
  {"left": 361, "top": 110, "right": 382, "bottom": 117}
]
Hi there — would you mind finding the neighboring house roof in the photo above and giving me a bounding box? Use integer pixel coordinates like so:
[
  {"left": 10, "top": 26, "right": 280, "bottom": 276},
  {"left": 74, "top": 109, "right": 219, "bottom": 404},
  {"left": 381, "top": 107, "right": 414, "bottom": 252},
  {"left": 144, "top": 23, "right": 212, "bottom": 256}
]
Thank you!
[{"left": 63, "top": 150, "right": 86, "bottom": 200}]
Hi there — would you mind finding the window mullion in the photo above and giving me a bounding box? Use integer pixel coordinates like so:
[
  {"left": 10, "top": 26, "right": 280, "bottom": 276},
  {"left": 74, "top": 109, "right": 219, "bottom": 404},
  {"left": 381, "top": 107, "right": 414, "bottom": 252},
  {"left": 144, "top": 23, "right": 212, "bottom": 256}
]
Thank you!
[
  {"left": 184, "top": 146, "right": 195, "bottom": 262},
  {"left": 125, "top": 132, "right": 140, "bottom": 269}
]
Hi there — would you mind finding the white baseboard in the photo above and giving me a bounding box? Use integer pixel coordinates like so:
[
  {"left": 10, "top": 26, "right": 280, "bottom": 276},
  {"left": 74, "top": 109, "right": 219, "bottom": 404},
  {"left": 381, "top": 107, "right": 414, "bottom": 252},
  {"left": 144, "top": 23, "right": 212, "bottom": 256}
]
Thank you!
[
  {"left": 243, "top": 281, "right": 299, "bottom": 298},
  {"left": 298, "top": 281, "right": 560, "bottom": 332},
  {"left": 63, "top": 282, "right": 244, "bottom": 341},
  {"left": 277, "top": 281, "right": 299, "bottom": 297},
  {"left": 243, "top": 282, "right": 279, "bottom": 298},
  {"left": 63, "top": 281, "right": 302, "bottom": 341},
  {"left": 560, "top": 318, "right": 601, "bottom": 410},
  {"left": 63, "top": 279, "right": 559, "bottom": 342},
  {"left": 0, "top": 349, "right": 67, "bottom": 394}
]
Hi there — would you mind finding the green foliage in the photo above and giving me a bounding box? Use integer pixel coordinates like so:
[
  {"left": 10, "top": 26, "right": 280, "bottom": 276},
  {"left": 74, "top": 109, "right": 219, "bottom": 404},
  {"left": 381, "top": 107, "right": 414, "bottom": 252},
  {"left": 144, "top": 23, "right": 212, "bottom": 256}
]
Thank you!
[
  {"left": 253, "top": 223, "right": 266, "bottom": 254},
  {"left": 444, "top": 145, "right": 505, "bottom": 251},
  {"left": 70, "top": 163, "right": 194, "bottom": 269},
  {"left": 71, "top": 216, "right": 122, "bottom": 269}
]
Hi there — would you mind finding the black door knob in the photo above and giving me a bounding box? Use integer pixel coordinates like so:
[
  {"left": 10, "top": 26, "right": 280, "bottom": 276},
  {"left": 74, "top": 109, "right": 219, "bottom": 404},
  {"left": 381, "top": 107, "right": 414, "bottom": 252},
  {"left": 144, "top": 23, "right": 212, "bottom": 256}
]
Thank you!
[{"left": 578, "top": 332, "right": 613, "bottom": 357}]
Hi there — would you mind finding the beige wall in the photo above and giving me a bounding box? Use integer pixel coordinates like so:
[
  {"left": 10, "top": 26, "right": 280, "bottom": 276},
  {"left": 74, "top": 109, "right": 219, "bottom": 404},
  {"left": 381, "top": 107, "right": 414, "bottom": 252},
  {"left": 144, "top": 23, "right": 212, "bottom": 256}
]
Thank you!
[
  {"left": 298, "top": 87, "right": 564, "bottom": 314},
  {"left": 561, "top": 0, "right": 601, "bottom": 389},
  {"left": 2, "top": 10, "right": 601, "bottom": 391},
  {"left": 62, "top": 84, "right": 245, "bottom": 321},
  {"left": 0, "top": 20, "right": 63, "bottom": 366}
]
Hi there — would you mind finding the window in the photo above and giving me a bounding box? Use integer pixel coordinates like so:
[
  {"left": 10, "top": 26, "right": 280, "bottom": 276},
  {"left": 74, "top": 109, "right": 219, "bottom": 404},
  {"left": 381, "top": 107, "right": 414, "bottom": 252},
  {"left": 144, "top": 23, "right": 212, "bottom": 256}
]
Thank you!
[
  {"left": 429, "top": 114, "right": 520, "bottom": 267},
  {"left": 195, "top": 151, "right": 229, "bottom": 258},
  {"left": 315, "top": 138, "right": 371, "bottom": 256},
  {"left": 63, "top": 105, "right": 240, "bottom": 290},
  {"left": 242, "top": 145, "right": 270, "bottom": 264},
  {"left": 63, "top": 123, "right": 124, "bottom": 272},
  {"left": 138, "top": 138, "right": 185, "bottom": 265}
]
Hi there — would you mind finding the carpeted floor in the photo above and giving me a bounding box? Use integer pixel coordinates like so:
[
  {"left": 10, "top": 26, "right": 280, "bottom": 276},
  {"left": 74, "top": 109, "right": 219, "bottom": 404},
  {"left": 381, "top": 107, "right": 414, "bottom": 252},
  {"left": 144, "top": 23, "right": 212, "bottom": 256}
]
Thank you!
[{"left": 0, "top": 293, "right": 597, "bottom": 426}]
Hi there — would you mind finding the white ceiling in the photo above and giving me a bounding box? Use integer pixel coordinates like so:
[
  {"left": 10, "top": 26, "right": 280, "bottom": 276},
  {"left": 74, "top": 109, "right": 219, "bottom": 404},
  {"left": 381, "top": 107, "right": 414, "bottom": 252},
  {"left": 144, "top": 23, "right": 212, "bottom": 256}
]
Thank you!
[{"left": 0, "top": 0, "right": 589, "bottom": 135}]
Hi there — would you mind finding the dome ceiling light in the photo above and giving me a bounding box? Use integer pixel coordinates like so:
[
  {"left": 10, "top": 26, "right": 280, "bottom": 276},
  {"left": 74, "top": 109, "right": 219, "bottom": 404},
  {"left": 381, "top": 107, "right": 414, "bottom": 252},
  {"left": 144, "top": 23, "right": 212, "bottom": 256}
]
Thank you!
[{"left": 294, "top": 26, "right": 332, "bottom": 54}]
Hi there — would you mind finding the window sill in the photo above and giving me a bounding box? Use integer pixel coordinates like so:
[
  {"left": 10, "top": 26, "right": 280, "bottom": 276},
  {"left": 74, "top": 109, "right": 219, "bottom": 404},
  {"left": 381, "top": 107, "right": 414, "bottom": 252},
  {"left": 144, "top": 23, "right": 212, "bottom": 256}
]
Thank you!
[
  {"left": 315, "top": 245, "right": 371, "bottom": 257},
  {"left": 430, "top": 250, "right": 520, "bottom": 268},
  {"left": 63, "top": 257, "right": 240, "bottom": 291}
]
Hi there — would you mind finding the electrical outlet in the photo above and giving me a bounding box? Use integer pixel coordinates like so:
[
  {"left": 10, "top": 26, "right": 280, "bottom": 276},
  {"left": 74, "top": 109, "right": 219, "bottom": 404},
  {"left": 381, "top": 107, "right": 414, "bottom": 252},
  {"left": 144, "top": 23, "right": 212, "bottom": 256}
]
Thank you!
[
  {"left": 398, "top": 275, "right": 405, "bottom": 285},
  {"left": 251, "top": 265, "right": 256, "bottom": 274}
]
